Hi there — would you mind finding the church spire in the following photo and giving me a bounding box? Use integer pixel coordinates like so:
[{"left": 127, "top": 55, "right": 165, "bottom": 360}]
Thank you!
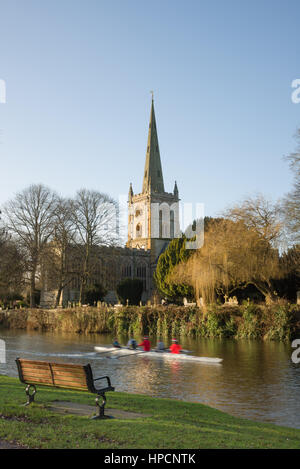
[
  {"left": 128, "top": 182, "right": 133, "bottom": 203},
  {"left": 173, "top": 180, "right": 179, "bottom": 199},
  {"left": 142, "top": 95, "right": 165, "bottom": 194}
]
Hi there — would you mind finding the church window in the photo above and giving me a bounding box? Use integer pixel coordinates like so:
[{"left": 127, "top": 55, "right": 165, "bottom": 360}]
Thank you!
[
  {"left": 136, "top": 223, "right": 142, "bottom": 238},
  {"left": 122, "top": 265, "right": 132, "bottom": 278},
  {"left": 170, "top": 210, "right": 174, "bottom": 238},
  {"left": 145, "top": 170, "right": 147, "bottom": 178},
  {"left": 147, "top": 145, "right": 149, "bottom": 152},
  {"left": 159, "top": 210, "right": 162, "bottom": 238},
  {"left": 136, "top": 264, "right": 147, "bottom": 290},
  {"left": 135, "top": 209, "right": 141, "bottom": 217}
]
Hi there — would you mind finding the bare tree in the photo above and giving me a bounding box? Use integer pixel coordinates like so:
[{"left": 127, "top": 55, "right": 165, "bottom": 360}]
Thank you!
[
  {"left": 3, "top": 184, "right": 58, "bottom": 307},
  {"left": 0, "top": 239, "right": 25, "bottom": 302},
  {"left": 0, "top": 211, "right": 8, "bottom": 248},
  {"left": 70, "top": 189, "right": 119, "bottom": 303},
  {"left": 40, "top": 197, "right": 77, "bottom": 307},
  {"left": 224, "top": 194, "right": 283, "bottom": 246},
  {"left": 0, "top": 212, "right": 25, "bottom": 301}
]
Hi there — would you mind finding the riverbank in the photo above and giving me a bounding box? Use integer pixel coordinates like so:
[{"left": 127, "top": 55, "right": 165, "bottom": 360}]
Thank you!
[
  {"left": 0, "top": 303, "right": 299, "bottom": 341},
  {"left": 0, "top": 375, "right": 300, "bottom": 449}
]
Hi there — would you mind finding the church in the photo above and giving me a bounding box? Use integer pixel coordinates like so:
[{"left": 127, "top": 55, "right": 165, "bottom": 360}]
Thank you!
[
  {"left": 125, "top": 96, "right": 180, "bottom": 301},
  {"left": 40, "top": 97, "right": 180, "bottom": 307}
]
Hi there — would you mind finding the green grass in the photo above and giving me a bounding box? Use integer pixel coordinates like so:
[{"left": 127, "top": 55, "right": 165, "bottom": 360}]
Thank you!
[{"left": 0, "top": 375, "right": 300, "bottom": 449}]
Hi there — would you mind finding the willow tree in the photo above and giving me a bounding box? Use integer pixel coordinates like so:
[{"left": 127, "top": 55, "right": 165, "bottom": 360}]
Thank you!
[{"left": 171, "top": 219, "right": 282, "bottom": 305}]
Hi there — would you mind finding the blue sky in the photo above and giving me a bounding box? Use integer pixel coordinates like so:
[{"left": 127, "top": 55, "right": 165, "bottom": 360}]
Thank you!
[{"left": 0, "top": 0, "right": 300, "bottom": 220}]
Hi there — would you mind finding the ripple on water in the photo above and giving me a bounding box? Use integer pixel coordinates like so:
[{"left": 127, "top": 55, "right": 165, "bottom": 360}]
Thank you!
[{"left": 0, "top": 329, "right": 299, "bottom": 429}]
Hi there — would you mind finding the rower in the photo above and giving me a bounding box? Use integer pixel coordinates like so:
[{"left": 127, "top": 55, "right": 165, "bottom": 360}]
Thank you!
[
  {"left": 156, "top": 337, "right": 165, "bottom": 351},
  {"left": 127, "top": 338, "right": 138, "bottom": 350},
  {"left": 169, "top": 338, "right": 182, "bottom": 354},
  {"left": 112, "top": 338, "right": 121, "bottom": 348},
  {"left": 138, "top": 335, "right": 151, "bottom": 352}
]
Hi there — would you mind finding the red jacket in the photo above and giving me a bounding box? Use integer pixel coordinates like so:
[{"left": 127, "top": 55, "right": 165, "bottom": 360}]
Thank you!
[
  {"left": 169, "top": 343, "right": 182, "bottom": 354},
  {"left": 138, "top": 339, "right": 151, "bottom": 351}
]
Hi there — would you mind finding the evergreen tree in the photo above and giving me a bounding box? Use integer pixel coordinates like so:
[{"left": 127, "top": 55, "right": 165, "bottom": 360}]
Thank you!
[
  {"left": 84, "top": 283, "right": 107, "bottom": 305},
  {"left": 116, "top": 278, "right": 143, "bottom": 305},
  {"left": 154, "top": 236, "right": 194, "bottom": 302}
]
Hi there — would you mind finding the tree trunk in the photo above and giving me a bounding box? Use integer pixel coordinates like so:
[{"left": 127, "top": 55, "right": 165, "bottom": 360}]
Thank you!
[
  {"left": 30, "top": 270, "right": 36, "bottom": 308},
  {"left": 55, "top": 286, "right": 63, "bottom": 308},
  {"left": 251, "top": 281, "right": 277, "bottom": 303}
]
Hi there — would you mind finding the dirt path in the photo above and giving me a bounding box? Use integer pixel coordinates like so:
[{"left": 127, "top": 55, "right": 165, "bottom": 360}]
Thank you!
[{"left": 0, "top": 439, "right": 23, "bottom": 449}]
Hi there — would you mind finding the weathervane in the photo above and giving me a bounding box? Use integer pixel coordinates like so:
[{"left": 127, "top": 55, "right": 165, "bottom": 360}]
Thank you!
[{"left": 150, "top": 90, "right": 154, "bottom": 100}]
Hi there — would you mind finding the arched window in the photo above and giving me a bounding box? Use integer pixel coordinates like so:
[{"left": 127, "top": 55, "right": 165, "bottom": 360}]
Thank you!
[
  {"left": 159, "top": 210, "right": 162, "bottom": 238},
  {"left": 136, "top": 223, "right": 142, "bottom": 238},
  {"left": 136, "top": 264, "right": 147, "bottom": 290},
  {"left": 122, "top": 265, "right": 132, "bottom": 278},
  {"left": 170, "top": 210, "right": 174, "bottom": 238}
]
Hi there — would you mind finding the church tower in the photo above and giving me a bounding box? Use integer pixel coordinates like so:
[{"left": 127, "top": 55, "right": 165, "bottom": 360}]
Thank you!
[{"left": 127, "top": 97, "right": 180, "bottom": 264}]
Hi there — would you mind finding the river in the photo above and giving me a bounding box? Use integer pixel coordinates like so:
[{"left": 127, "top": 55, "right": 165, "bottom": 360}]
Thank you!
[{"left": 0, "top": 329, "right": 299, "bottom": 429}]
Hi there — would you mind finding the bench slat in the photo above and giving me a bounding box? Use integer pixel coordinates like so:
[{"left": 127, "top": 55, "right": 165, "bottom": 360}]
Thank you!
[
  {"left": 19, "top": 359, "right": 86, "bottom": 371},
  {"left": 21, "top": 372, "right": 88, "bottom": 386},
  {"left": 23, "top": 380, "right": 88, "bottom": 391},
  {"left": 21, "top": 368, "right": 52, "bottom": 376},
  {"left": 51, "top": 369, "right": 86, "bottom": 378},
  {"left": 53, "top": 375, "right": 87, "bottom": 382},
  {"left": 51, "top": 375, "right": 86, "bottom": 383},
  {"left": 52, "top": 374, "right": 86, "bottom": 382},
  {"left": 22, "top": 371, "right": 52, "bottom": 380},
  {"left": 53, "top": 381, "right": 88, "bottom": 389},
  {"left": 18, "top": 358, "right": 76, "bottom": 365},
  {"left": 19, "top": 363, "right": 52, "bottom": 372},
  {"left": 18, "top": 359, "right": 52, "bottom": 367},
  {"left": 49, "top": 362, "right": 85, "bottom": 369},
  {"left": 23, "top": 375, "right": 53, "bottom": 386},
  {"left": 21, "top": 367, "right": 86, "bottom": 379}
]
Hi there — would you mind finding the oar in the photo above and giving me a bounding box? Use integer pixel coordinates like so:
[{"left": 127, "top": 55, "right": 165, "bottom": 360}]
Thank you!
[
  {"left": 95, "top": 347, "right": 125, "bottom": 355},
  {"left": 108, "top": 350, "right": 146, "bottom": 360}
]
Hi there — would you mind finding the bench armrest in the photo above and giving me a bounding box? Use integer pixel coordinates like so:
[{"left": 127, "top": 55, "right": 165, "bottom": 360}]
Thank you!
[{"left": 94, "top": 375, "right": 112, "bottom": 388}]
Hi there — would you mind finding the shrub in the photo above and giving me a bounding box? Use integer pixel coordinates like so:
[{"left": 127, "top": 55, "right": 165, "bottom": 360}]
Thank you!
[
  {"left": 84, "top": 283, "right": 107, "bottom": 305},
  {"left": 116, "top": 278, "right": 143, "bottom": 306}
]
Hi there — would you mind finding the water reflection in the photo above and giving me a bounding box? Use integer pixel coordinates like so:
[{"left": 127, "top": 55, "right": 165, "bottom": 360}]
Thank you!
[{"left": 0, "top": 328, "right": 299, "bottom": 429}]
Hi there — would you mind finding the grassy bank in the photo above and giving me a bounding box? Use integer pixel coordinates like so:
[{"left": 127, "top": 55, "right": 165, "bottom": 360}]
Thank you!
[
  {"left": 0, "top": 375, "right": 300, "bottom": 449},
  {"left": 0, "top": 303, "right": 300, "bottom": 341}
]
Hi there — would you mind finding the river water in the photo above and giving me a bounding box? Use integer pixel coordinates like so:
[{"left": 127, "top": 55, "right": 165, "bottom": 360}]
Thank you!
[{"left": 0, "top": 329, "right": 299, "bottom": 429}]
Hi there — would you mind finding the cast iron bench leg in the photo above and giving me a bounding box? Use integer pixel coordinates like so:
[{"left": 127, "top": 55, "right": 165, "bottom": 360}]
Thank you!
[
  {"left": 24, "top": 384, "right": 36, "bottom": 406},
  {"left": 91, "top": 393, "right": 113, "bottom": 419}
]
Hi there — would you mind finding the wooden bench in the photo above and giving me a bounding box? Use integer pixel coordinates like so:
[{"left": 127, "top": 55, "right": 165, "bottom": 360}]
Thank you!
[{"left": 15, "top": 358, "right": 115, "bottom": 419}]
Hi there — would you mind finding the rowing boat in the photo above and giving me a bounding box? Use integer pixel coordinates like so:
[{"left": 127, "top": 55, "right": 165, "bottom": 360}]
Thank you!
[{"left": 94, "top": 346, "right": 223, "bottom": 363}]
